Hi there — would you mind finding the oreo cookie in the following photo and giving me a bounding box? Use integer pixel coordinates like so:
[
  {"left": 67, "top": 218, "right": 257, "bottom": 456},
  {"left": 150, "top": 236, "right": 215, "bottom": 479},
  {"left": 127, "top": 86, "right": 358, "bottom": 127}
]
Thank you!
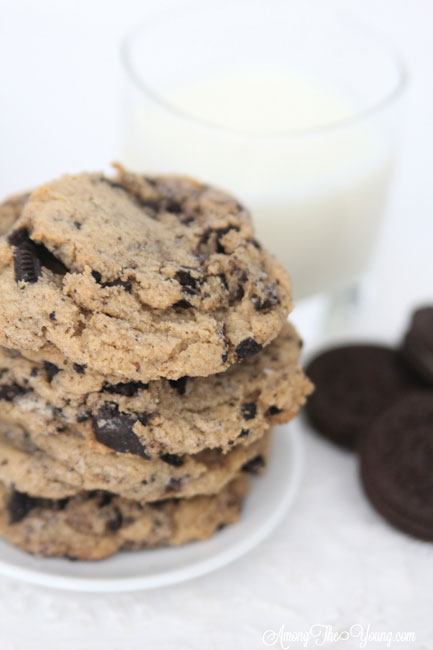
[
  {"left": 360, "top": 392, "right": 433, "bottom": 541},
  {"left": 401, "top": 306, "right": 433, "bottom": 385},
  {"left": 305, "top": 345, "right": 421, "bottom": 449}
]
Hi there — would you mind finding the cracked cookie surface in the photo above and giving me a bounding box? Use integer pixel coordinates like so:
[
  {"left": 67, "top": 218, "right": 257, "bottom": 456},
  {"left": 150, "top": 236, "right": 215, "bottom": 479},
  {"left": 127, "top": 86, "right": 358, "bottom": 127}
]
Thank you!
[{"left": 0, "top": 168, "right": 291, "bottom": 381}]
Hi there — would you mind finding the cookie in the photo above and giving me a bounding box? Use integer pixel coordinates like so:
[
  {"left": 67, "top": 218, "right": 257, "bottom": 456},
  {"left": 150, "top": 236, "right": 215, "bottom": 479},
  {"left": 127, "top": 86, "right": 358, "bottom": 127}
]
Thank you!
[
  {"left": 0, "top": 418, "right": 269, "bottom": 502},
  {"left": 0, "top": 167, "right": 291, "bottom": 381},
  {"left": 401, "top": 306, "right": 433, "bottom": 385},
  {"left": 0, "top": 475, "right": 249, "bottom": 560},
  {"left": 305, "top": 345, "right": 421, "bottom": 448},
  {"left": 0, "top": 322, "right": 312, "bottom": 457},
  {"left": 359, "top": 392, "right": 433, "bottom": 541}
]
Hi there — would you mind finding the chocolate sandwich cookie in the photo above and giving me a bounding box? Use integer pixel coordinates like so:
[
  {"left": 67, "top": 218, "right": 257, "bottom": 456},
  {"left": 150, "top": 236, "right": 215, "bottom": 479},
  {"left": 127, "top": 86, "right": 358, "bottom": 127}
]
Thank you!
[
  {"left": 0, "top": 166, "right": 291, "bottom": 381},
  {"left": 401, "top": 306, "right": 433, "bottom": 385},
  {"left": 360, "top": 392, "right": 433, "bottom": 541},
  {"left": 0, "top": 475, "right": 249, "bottom": 560},
  {"left": 305, "top": 345, "right": 421, "bottom": 449}
]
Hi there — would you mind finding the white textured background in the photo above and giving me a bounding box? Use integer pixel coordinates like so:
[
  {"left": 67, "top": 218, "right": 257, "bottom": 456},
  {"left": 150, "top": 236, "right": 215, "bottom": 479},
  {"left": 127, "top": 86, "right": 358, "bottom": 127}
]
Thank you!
[{"left": 0, "top": 1, "right": 432, "bottom": 649}]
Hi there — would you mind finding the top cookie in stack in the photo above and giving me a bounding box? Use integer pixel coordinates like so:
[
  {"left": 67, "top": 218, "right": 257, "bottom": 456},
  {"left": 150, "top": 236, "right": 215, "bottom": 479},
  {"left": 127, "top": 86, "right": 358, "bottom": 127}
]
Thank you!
[
  {"left": 0, "top": 166, "right": 291, "bottom": 380},
  {"left": 0, "top": 167, "right": 311, "bottom": 560}
]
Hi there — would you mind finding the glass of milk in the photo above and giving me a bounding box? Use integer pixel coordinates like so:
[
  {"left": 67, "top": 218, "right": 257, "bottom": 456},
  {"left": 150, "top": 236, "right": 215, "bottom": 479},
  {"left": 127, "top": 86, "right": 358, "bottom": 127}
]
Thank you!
[{"left": 119, "top": 0, "right": 406, "bottom": 308}]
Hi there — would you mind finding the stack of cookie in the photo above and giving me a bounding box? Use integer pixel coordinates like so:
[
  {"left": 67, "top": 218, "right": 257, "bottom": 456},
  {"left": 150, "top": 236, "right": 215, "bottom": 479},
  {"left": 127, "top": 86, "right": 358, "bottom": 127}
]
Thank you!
[
  {"left": 305, "top": 308, "right": 433, "bottom": 542},
  {"left": 0, "top": 167, "right": 311, "bottom": 560}
]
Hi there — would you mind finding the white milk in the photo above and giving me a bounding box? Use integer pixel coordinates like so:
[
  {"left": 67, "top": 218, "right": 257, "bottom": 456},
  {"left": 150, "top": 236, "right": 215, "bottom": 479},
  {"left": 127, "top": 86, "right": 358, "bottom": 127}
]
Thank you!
[{"left": 121, "top": 69, "right": 393, "bottom": 299}]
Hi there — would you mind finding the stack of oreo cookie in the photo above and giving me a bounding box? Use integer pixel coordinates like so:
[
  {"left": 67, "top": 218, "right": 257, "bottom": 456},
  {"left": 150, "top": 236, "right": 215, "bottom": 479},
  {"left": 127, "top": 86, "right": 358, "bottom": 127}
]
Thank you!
[
  {"left": 305, "top": 308, "right": 433, "bottom": 542},
  {"left": 0, "top": 167, "right": 312, "bottom": 560}
]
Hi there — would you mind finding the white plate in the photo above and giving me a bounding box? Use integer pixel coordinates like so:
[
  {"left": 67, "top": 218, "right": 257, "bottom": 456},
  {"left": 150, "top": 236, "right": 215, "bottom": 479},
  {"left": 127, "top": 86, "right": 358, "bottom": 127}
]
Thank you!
[{"left": 0, "top": 423, "right": 303, "bottom": 592}]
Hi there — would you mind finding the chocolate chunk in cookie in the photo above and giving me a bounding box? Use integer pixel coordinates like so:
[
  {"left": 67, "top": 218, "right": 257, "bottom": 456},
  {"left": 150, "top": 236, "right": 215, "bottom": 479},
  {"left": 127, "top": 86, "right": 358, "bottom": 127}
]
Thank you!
[
  {"left": 102, "top": 381, "right": 148, "bottom": 397},
  {"left": 8, "top": 490, "right": 37, "bottom": 523},
  {"left": 166, "top": 477, "right": 182, "bottom": 492},
  {"left": 0, "top": 383, "right": 28, "bottom": 401},
  {"left": 241, "top": 402, "right": 256, "bottom": 420},
  {"left": 8, "top": 227, "right": 31, "bottom": 247},
  {"left": 168, "top": 376, "right": 188, "bottom": 395},
  {"left": 92, "top": 403, "right": 150, "bottom": 459},
  {"left": 175, "top": 270, "right": 200, "bottom": 295},
  {"left": 241, "top": 455, "right": 266, "bottom": 474},
  {"left": 13, "top": 240, "right": 42, "bottom": 283},
  {"left": 73, "top": 363, "right": 87, "bottom": 374},
  {"left": 106, "top": 507, "right": 123, "bottom": 532},
  {"left": 91, "top": 270, "right": 132, "bottom": 292},
  {"left": 44, "top": 361, "right": 60, "bottom": 383},
  {"left": 236, "top": 338, "right": 263, "bottom": 361},
  {"left": 160, "top": 453, "right": 185, "bottom": 467}
]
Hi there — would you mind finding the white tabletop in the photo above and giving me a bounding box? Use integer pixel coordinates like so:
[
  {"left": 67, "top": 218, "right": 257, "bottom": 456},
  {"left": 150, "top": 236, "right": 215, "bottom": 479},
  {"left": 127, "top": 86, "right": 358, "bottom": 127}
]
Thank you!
[{"left": 0, "top": 1, "right": 432, "bottom": 648}]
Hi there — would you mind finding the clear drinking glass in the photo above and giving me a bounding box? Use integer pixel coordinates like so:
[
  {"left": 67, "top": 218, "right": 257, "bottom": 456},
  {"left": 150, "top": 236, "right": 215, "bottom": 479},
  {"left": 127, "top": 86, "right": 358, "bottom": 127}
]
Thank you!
[{"left": 119, "top": 0, "right": 406, "bottom": 308}]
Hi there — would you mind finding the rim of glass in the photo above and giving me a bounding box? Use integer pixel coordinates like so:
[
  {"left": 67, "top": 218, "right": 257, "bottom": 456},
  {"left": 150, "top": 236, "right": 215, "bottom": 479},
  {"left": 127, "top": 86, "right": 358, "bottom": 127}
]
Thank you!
[{"left": 120, "top": 3, "right": 408, "bottom": 140}]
